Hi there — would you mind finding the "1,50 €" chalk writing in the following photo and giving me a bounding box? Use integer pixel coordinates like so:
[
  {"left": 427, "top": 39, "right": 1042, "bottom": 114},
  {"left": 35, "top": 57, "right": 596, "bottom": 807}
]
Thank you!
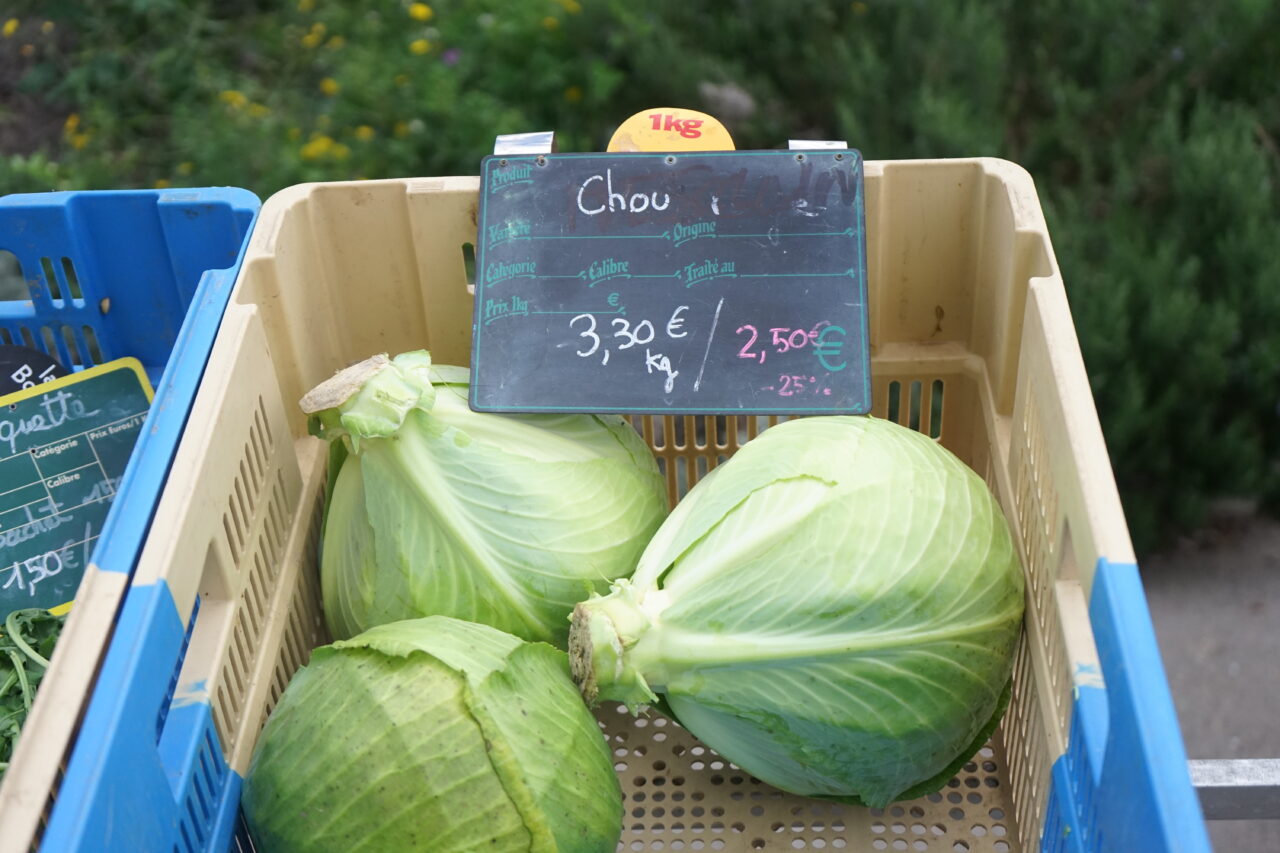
[{"left": 1, "top": 521, "right": 94, "bottom": 599}]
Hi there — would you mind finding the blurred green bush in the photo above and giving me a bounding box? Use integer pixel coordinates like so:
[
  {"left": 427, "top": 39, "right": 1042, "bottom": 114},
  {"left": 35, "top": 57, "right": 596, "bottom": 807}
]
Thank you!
[{"left": 1, "top": 0, "right": 1277, "bottom": 553}]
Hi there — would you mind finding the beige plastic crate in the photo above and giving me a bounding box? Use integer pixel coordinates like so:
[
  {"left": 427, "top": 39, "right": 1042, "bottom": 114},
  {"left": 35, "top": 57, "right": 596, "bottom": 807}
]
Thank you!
[{"left": 137, "top": 159, "right": 1134, "bottom": 852}]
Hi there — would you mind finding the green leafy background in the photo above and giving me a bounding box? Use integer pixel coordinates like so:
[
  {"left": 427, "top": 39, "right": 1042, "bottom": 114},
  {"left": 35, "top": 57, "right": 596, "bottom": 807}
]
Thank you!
[{"left": 2, "top": 0, "right": 1276, "bottom": 553}]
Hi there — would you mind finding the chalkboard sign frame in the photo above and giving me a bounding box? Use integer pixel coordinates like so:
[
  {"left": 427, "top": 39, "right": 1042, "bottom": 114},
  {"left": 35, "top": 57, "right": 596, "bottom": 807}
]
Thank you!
[{"left": 470, "top": 149, "right": 872, "bottom": 416}]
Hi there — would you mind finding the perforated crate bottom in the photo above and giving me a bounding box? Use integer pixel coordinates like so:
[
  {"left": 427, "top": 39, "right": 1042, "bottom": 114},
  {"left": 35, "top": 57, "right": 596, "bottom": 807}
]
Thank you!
[{"left": 598, "top": 705, "right": 1019, "bottom": 853}]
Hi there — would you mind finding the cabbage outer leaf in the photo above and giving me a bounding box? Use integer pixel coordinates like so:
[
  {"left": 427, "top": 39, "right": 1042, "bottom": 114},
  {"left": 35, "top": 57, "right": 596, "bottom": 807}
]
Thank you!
[
  {"left": 311, "top": 352, "right": 667, "bottom": 646},
  {"left": 243, "top": 616, "right": 622, "bottom": 852},
  {"left": 572, "top": 416, "right": 1025, "bottom": 807}
]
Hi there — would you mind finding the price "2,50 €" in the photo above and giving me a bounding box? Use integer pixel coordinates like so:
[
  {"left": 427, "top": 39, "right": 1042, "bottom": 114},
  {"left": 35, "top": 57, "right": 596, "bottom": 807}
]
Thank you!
[{"left": 735, "top": 322, "right": 835, "bottom": 363}]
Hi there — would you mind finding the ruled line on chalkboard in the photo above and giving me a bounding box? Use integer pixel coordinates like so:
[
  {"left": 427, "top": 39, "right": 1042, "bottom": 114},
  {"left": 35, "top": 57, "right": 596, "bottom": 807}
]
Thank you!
[
  {"left": 529, "top": 234, "right": 663, "bottom": 240},
  {"left": 737, "top": 270, "right": 859, "bottom": 278},
  {"left": 13, "top": 531, "right": 98, "bottom": 557},
  {"left": 1, "top": 493, "right": 59, "bottom": 518},
  {"left": 538, "top": 273, "right": 681, "bottom": 281},
  {"left": 517, "top": 228, "right": 855, "bottom": 242},
  {"left": 682, "top": 274, "right": 738, "bottom": 288},
  {"left": 693, "top": 297, "right": 726, "bottom": 393},
  {"left": 485, "top": 274, "right": 539, "bottom": 287},
  {"left": 0, "top": 480, "right": 44, "bottom": 502},
  {"left": 731, "top": 228, "right": 856, "bottom": 238},
  {"left": 4, "top": 490, "right": 112, "bottom": 533},
  {"left": 28, "top": 459, "right": 102, "bottom": 486},
  {"left": 528, "top": 308, "right": 627, "bottom": 316},
  {"left": 0, "top": 408, "right": 150, "bottom": 466}
]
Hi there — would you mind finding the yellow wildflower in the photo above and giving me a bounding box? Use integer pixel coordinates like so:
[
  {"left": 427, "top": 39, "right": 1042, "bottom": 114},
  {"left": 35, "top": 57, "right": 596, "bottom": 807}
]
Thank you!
[
  {"left": 297, "top": 0, "right": 315, "bottom": 10},
  {"left": 287, "top": 127, "right": 302, "bottom": 141},
  {"left": 394, "top": 73, "right": 410, "bottom": 86},
  {"left": 409, "top": 38, "right": 431, "bottom": 55},
  {"left": 154, "top": 178, "right": 171, "bottom": 189},
  {"left": 63, "top": 115, "right": 90, "bottom": 150},
  {"left": 326, "top": 35, "right": 345, "bottom": 49},
  {"left": 355, "top": 125, "right": 376, "bottom": 141},
  {"left": 300, "top": 134, "right": 334, "bottom": 160},
  {"left": 542, "top": 16, "right": 559, "bottom": 30},
  {"left": 319, "top": 77, "right": 340, "bottom": 96},
  {"left": 393, "top": 121, "right": 410, "bottom": 138},
  {"left": 408, "top": 3, "right": 433, "bottom": 21},
  {"left": 332, "top": 143, "right": 351, "bottom": 160},
  {"left": 219, "top": 90, "right": 248, "bottom": 109},
  {"left": 177, "top": 162, "right": 194, "bottom": 176},
  {"left": 851, "top": 1, "right": 869, "bottom": 13},
  {"left": 564, "top": 85, "right": 583, "bottom": 103},
  {"left": 556, "top": 0, "right": 582, "bottom": 12},
  {"left": 301, "top": 22, "right": 326, "bottom": 48},
  {"left": 2, "top": 19, "right": 18, "bottom": 38},
  {"left": 41, "top": 21, "right": 54, "bottom": 34},
  {"left": 248, "top": 102, "right": 271, "bottom": 118}
]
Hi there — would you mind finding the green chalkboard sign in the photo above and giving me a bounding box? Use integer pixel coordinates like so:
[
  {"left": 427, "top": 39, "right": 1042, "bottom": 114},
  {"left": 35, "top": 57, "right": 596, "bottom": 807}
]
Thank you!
[
  {"left": 0, "top": 359, "right": 152, "bottom": 615},
  {"left": 469, "top": 149, "right": 871, "bottom": 414}
]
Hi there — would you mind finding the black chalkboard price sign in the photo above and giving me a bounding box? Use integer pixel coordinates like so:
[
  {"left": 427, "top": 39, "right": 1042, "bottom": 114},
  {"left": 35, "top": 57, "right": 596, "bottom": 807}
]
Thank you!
[
  {"left": 0, "top": 358, "right": 152, "bottom": 614},
  {"left": 469, "top": 150, "right": 871, "bottom": 414}
]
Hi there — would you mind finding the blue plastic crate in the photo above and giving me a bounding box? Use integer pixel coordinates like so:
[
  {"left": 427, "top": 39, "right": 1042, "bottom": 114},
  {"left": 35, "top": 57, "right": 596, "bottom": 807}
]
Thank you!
[
  {"left": 1039, "top": 559, "right": 1211, "bottom": 852},
  {"left": 0, "top": 188, "right": 259, "bottom": 851}
]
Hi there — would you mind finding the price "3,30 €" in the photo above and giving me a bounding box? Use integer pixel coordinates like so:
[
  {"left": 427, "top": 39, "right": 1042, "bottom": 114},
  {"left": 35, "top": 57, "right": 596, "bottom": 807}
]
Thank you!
[{"left": 569, "top": 305, "right": 689, "bottom": 392}]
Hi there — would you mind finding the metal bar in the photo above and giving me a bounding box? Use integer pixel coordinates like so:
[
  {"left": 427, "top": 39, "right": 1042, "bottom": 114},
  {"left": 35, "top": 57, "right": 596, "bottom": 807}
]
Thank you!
[
  {"left": 1189, "top": 759, "right": 1280, "bottom": 820},
  {"left": 788, "top": 139, "right": 848, "bottom": 150},
  {"left": 493, "top": 131, "right": 556, "bottom": 156}
]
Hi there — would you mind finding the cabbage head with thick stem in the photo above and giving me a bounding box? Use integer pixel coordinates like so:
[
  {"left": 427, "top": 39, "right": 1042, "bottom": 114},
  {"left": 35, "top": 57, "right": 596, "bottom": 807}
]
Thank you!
[
  {"left": 302, "top": 351, "right": 668, "bottom": 646},
  {"left": 242, "top": 616, "right": 623, "bottom": 853},
  {"left": 570, "top": 415, "right": 1025, "bottom": 808}
]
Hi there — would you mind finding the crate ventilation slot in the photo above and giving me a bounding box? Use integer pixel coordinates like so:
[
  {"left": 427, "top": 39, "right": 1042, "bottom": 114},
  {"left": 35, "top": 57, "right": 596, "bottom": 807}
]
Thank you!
[
  {"left": 175, "top": 724, "right": 225, "bottom": 853},
  {"left": 0, "top": 250, "right": 22, "bottom": 301},
  {"left": 35, "top": 256, "right": 83, "bottom": 306},
  {"left": 211, "top": 398, "right": 288, "bottom": 757},
  {"left": 259, "top": 469, "right": 328, "bottom": 737},
  {"left": 885, "top": 379, "right": 945, "bottom": 439}
]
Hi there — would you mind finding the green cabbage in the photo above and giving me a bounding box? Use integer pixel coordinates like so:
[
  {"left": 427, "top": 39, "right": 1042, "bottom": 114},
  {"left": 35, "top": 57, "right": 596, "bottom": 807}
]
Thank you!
[
  {"left": 569, "top": 415, "right": 1025, "bottom": 808},
  {"left": 242, "top": 616, "right": 623, "bottom": 853},
  {"left": 302, "top": 351, "right": 668, "bottom": 646}
]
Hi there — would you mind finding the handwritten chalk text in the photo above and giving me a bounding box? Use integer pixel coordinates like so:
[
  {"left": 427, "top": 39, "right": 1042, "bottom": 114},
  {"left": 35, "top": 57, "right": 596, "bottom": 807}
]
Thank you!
[
  {"left": 577, "top": 169, "right": 672, "bottom": 216},
  {"left": 0, "top": 390, "right": 101, "bottom": 456}
]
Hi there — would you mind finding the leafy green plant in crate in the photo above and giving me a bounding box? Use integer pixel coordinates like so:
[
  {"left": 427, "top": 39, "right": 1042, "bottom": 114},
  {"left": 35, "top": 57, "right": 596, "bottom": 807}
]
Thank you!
[{"left": 1, "top": 609, "right": 66, "bottom": 780}]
